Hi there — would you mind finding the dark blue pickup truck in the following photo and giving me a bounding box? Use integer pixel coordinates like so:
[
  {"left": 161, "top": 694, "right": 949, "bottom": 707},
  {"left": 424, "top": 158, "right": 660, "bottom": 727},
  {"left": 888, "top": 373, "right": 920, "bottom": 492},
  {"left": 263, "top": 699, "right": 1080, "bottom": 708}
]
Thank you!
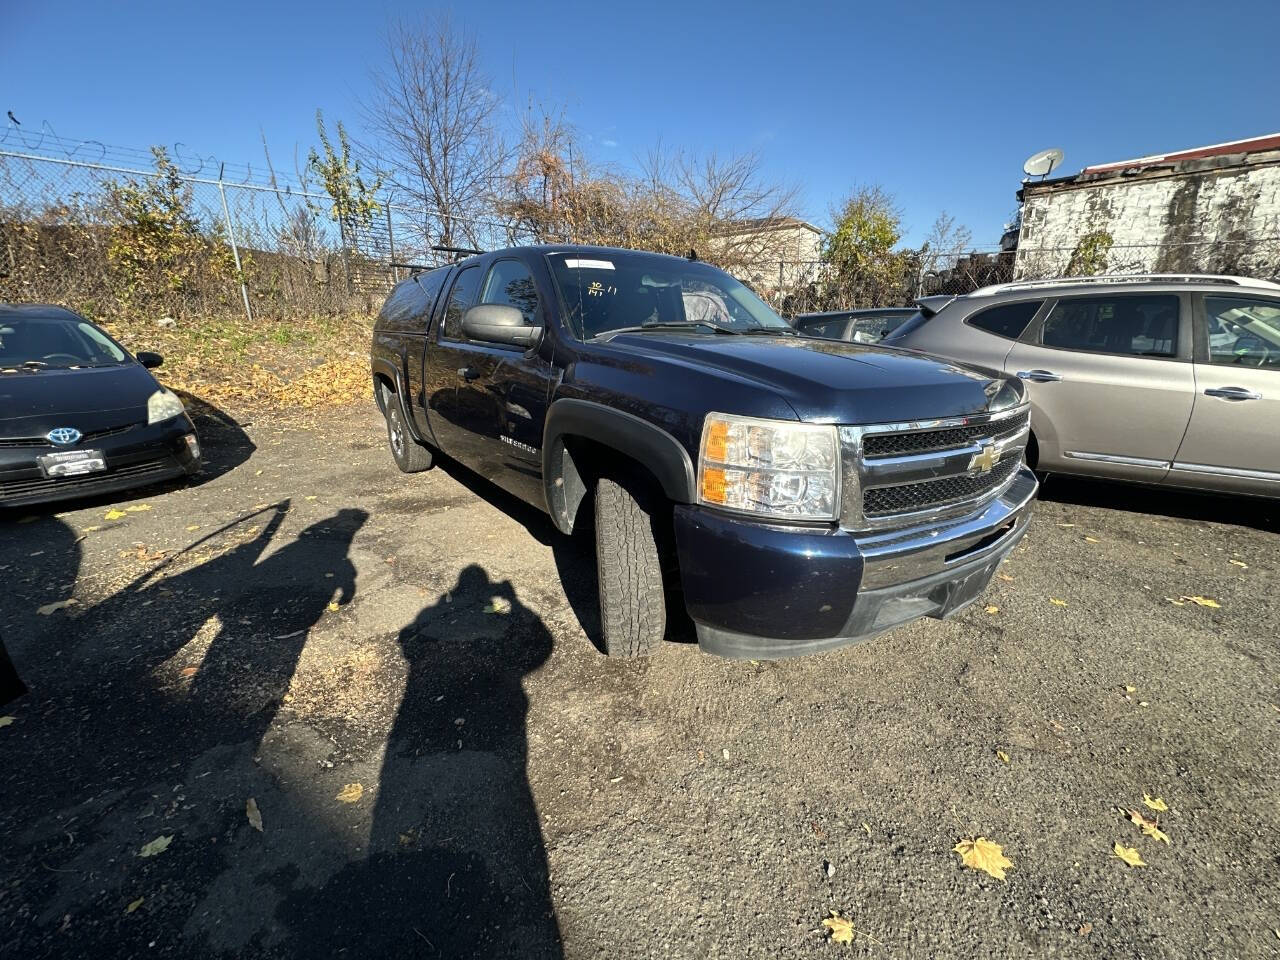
[{"left": 370, "top": 245, "right": 1037, "bottom": 659}]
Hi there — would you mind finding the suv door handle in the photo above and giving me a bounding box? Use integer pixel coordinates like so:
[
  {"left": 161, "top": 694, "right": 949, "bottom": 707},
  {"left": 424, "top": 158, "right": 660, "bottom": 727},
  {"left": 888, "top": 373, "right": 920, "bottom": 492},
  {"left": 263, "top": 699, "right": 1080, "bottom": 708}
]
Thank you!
[
  {"left": 457, "top": 367, "right": 479, "bottom": 383},
  {"left": 1016, "top": 369, "right": 1063, "bottom": 383},
  {"left": 1204, "top": 386, "right": 1262, "bottom": 401}
]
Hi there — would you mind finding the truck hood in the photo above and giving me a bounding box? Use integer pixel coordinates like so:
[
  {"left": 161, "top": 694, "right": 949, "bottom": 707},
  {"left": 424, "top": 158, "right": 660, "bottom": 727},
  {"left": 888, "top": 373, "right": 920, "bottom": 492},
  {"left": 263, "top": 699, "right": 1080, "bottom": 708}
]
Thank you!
[
  {"left": 607, "top": 333, "right": 1018, "bottom": 423},
  {"left": 0, "top": 364, "right": 156, "bottom": 436}
]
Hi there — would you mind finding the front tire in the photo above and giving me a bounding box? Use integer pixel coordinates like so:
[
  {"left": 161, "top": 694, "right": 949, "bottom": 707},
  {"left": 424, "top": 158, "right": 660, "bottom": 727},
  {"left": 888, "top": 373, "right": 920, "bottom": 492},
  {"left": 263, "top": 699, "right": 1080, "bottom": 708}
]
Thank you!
[
  {"left": 383, "top": 393, "right": 433, "bottom": 473},
  {"left": 594, "top": 474, "right": 667, "bottom": 657}
]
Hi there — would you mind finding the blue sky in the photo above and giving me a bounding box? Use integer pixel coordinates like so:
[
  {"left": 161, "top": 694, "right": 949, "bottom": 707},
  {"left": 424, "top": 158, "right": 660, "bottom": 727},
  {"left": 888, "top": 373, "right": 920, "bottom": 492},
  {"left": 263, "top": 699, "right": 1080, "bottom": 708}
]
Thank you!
[{"left": 3, "top": 0, "right": 1278, "bottom": 246}]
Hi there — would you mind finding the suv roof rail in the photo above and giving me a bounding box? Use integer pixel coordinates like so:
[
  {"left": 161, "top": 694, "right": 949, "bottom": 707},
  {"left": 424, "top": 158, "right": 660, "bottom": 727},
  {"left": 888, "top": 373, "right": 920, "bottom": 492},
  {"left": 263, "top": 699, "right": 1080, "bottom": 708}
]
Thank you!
[{"left": 969, "top": 274, "right": 1280, "bottom": 296}]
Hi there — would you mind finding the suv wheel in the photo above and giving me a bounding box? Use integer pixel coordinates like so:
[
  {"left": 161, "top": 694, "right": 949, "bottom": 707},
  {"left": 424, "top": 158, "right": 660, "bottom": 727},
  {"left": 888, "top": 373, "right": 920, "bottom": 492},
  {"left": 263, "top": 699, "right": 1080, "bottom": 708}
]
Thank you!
[
  {"left": 382, "top": 389, "right": 433, "bottom": 473},
  {"left": 594, "top": 473, "right": 667, "bottom": 657}
]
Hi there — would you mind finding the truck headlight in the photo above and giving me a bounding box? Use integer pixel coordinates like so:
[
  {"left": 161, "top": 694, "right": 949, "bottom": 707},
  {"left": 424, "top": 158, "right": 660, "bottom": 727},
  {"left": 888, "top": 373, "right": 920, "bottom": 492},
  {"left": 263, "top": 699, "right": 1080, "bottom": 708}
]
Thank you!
[
  {"left": 697, "top": 413, "right": 840, "bottom": 521},
  {"left": 147, "top": 388, "right": 186, "bottom": 425}
]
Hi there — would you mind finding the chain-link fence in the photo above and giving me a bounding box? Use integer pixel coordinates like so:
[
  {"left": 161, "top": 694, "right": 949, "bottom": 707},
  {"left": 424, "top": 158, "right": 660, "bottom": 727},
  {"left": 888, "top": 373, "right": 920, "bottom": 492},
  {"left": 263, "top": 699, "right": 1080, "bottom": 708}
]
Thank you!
[{"left": 0, "top": 135, "right": 534, "bottom": 321}]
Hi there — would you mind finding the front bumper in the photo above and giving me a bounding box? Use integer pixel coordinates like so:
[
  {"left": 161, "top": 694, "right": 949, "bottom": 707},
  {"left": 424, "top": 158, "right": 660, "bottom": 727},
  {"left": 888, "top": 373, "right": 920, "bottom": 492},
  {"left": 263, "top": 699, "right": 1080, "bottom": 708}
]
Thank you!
[
  {"left": 674, "top": 466, "right": 1038, "bottom": 659},
  {"left": 0, "top": 415, "right": 201, "bottom": 509}
]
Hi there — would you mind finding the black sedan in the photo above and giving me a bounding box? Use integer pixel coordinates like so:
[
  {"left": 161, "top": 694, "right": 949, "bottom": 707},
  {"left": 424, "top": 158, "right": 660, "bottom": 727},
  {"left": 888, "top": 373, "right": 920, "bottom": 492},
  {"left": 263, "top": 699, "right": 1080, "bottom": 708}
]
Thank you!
[{"left": 0, "top": 304, "right": 201, "bottom": 508}]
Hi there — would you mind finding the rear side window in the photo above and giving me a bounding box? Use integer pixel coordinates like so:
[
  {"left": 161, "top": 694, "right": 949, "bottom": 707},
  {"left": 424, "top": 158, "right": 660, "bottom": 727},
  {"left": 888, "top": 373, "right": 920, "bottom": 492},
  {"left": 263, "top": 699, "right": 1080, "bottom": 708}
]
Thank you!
[
  {"left": 1041, "top": 294, "right": 1179, "bottom": 357},
  {"left": 414, "top": 267, "right": 450, "bottom": 326},
  {"left": 966, "top": 300, "right": 1042, "bottom": 339},
  {"left": 796, "top": 317, "right": 850, "bottom": 339},
  {"left": 378, "top": 267, "right": 450, "bottom": 333},
  {"left": 441, "top": 265, "right": 483, "bottom": 340},
  {"left": 881, "top": 311, "right": 928, "bottom": 342},
  {"left": 481, "top": 259, "right": 540, "bottom": 325}
]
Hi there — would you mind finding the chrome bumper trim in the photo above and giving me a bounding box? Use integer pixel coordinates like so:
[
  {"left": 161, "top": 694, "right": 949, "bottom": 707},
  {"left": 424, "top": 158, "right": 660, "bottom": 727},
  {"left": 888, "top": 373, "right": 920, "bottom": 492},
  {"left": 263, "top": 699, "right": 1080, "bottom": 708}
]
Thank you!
[{"left": 857, "top": 466, "right": 1038, "bottom": 589}]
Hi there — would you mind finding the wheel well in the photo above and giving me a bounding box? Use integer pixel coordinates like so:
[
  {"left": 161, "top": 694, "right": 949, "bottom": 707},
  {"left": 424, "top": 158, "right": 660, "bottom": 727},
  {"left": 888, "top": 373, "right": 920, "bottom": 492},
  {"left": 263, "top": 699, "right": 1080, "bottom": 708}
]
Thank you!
[
  {"left": 556, "top": 435, "right": 668, "bottom": 536},
  {"left": 373, "top": 373, "right": 394, "bottom": 412},
  {"left": 1025, "top": 430, "right": 1039, "bottom": 470}
]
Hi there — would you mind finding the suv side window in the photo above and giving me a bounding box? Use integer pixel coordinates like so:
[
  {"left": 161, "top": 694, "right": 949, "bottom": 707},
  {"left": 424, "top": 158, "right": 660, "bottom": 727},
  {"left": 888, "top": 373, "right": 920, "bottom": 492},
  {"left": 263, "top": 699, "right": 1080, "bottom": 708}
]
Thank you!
[
  {"left": 441, "top": 265, "right": 483, "bottom": 341},
  {"left": 1203, "top": 296, "right": 1280, "bottom": 369},
  {"left": 966, "top": 300, "right": 1042, "bottom": 339},
  {"left": 480, "top": 259, "right": 540, "bottom": 325},
  {"left": 1040, "top": 294, "right": 1179, "bottom": 358},
  {"left": 413, "top": 266, "right": 451, "bottom": 328}
]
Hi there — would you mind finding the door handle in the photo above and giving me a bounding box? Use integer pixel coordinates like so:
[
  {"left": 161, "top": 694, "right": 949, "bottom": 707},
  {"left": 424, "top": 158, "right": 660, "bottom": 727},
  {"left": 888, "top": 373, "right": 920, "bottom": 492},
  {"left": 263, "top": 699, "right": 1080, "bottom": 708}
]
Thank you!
[
  {"left": 457, "top": 367, "right": 479, "bottom": 383},
  {"left": 1015, "top": 369, "right": 1063, "bottom": 383},
  {"left": 1204, "top": 386, "right": 1261, "bottom": 401}
]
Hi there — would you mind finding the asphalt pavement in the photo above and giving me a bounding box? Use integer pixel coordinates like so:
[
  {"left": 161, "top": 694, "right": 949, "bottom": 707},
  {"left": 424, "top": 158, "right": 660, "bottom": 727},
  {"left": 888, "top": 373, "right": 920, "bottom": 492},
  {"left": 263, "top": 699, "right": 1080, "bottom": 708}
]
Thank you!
[{"left": 1, "top": 403, "right": 1277, "bottom": 959}]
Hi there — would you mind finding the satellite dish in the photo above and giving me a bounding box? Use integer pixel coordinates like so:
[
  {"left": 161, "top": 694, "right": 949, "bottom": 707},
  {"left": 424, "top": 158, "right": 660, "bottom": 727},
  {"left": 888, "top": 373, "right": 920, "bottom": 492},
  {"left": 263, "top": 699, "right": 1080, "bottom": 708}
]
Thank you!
[{"left": 1023, "top": 147, "right": 1064, "bottom": 179}]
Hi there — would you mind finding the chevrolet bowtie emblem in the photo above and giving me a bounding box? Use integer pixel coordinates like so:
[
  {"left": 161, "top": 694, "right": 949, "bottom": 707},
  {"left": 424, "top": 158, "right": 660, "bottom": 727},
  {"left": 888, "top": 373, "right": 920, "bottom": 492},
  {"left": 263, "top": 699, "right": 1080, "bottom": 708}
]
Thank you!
[{"left": 969, "top": 443, "right": 1000, "bottom": 474}]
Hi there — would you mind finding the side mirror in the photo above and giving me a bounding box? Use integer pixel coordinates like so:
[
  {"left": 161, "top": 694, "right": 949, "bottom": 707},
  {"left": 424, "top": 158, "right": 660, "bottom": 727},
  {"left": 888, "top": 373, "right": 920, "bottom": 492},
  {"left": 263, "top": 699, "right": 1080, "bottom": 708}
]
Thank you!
[
  {"left": 136, "top": 351, "right": 164, "bottom": 369},
  {"left": 462, "top": 304, "right": 541, "bottom": 348}
]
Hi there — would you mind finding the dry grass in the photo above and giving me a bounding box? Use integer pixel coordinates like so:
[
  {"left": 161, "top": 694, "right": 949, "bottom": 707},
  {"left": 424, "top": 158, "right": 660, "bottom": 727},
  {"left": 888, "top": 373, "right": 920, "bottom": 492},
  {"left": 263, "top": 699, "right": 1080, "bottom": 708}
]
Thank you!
[{"left": 100, "top": 310, "right": 373, "bottom": 414}]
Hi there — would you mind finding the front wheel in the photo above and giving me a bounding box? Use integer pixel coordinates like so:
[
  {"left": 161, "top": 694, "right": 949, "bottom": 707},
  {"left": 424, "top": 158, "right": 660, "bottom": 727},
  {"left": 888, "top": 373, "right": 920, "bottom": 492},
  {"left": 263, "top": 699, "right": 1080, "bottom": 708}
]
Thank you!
[
  {"left": 594, "top": 474, "right": 667, "bottom": 657},
  {"left": 383, "top": 394, "right": 433, "bottom": 473}
]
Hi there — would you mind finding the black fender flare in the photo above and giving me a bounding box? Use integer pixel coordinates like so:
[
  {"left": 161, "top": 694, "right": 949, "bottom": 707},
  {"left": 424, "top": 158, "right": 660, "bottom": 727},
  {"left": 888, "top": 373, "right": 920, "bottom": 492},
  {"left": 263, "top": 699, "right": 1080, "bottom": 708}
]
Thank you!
[
  {"left": 542, "top": 398, "right": 697, "bottom": 534},
  {"left": 370, "top": 354, "right": 426, "bottom": 443}
]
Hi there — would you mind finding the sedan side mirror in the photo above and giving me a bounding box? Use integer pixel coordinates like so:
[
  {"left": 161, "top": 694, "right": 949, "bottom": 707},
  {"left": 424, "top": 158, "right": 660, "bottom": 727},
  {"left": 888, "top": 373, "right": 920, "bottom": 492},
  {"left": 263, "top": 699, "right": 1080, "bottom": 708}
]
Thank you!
[
  {"left": 136, "top": 351, "right": 164, "bottom": 369},
  {"left": 462, "top": 304, "right": 542, "bottom": 348}
]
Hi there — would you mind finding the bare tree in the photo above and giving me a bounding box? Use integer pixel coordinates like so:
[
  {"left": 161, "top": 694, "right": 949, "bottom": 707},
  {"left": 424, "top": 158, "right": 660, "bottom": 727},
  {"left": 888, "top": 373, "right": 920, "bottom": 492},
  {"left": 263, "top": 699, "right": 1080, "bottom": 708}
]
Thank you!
[
  {"left": 363, "top": 15, "right": 505, "bottom": 249},
  {"left": 919, "top": 211, "right": 974, "bottom": 276}
]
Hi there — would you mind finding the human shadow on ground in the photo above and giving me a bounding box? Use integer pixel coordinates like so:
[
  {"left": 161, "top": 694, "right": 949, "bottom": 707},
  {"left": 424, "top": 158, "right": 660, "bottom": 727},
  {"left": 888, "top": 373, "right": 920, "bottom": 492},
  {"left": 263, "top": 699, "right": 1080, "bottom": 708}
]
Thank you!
[
  {"left": 278, "top": 564, "right": 564, "bottom": 959},
  {"left": 432, "top": 452, "right": 697, "bottom": 649},
  {"left": 1039, "top": 473, "right": 1280, "bottom": 533}
]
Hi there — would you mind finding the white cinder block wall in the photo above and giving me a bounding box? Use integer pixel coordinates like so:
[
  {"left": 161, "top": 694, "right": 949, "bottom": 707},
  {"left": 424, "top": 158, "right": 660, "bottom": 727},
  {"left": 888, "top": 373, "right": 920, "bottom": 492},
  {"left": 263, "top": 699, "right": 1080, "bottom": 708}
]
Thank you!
[{"left": 1014, "top": 154, "right": 1280, "bottom": 279}]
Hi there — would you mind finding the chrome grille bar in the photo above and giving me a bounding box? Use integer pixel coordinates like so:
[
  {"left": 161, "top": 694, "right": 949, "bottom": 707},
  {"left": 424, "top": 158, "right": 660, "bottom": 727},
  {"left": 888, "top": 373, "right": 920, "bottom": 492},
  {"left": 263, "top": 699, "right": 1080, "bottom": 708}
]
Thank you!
[{"left": 839, "top": 405, "right": 1031, "bottom": 531}]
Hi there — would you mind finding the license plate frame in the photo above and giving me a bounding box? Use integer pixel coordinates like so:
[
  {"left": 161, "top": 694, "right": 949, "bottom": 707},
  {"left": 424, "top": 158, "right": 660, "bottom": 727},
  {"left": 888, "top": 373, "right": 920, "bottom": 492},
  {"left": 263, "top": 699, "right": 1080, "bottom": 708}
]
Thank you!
[{"left": 37, "top": 448, "right": 107, "bottom": 478}]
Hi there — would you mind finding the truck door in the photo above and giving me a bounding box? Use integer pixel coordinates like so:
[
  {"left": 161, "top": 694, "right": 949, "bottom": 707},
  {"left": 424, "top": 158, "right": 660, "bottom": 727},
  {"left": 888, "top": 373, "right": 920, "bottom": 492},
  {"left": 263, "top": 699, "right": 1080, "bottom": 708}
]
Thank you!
[
  {"left": 1167, "top": 293, "right": 1280, "bottom": 496},
  {"left": 424, "top": 263, "right": 488, "bottom": 465},
  {"left": 1003, "top": 292, "right": 1194, "bottom": 482},
  {"left": 424, "top": 258, "right": 554, "bottom": 507}
]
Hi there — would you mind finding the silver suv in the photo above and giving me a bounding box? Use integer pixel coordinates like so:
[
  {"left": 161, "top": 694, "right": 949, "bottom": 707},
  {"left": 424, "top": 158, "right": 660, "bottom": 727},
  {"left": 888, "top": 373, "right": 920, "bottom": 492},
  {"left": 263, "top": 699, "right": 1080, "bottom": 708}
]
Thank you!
[{"left": 883, "top": 275, "right": 1280, "bottom": 498}]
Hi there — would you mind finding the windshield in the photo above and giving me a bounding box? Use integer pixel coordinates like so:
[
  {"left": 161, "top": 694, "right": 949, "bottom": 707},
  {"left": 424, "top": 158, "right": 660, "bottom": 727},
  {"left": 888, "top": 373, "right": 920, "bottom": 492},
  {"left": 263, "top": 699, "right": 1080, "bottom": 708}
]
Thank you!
[
  {"left": 0, "top": 315, "right": 129, "bottom": 369},
  {"left": 545, "top": 250, "right": 791, "bottom": 339}
]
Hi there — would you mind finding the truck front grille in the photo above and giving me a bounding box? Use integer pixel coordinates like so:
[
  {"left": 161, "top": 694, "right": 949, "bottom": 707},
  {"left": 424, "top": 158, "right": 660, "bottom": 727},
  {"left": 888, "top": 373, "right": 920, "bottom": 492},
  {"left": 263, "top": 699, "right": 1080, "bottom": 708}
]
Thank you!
[
  {"left": 863, "top": 456, "right": 1021, "bottom": 516},
  {"left": 839, "top": 406, "right": 1030, "bottom": 530}
]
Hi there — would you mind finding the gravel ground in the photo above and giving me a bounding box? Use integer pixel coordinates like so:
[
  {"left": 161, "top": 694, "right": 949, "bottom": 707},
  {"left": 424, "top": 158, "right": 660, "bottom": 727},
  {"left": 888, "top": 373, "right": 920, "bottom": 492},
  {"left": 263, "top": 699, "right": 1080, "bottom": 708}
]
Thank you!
[{"left": 1, "top": 403, "right": 1277, "bottom": 959}]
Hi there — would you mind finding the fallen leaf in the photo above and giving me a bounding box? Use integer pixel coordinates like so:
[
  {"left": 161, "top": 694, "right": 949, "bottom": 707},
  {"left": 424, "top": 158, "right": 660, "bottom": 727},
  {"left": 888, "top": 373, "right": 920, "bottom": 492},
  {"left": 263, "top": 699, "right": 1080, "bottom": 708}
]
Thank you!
[
  {"left": 822, "top": 911, "right": 855, "bottom": 946},
  {"left": 1164, "top": 597, "right": 1186, "bottom": 606},
  {"left": 1124, "top": 684, "right": 1136, "bottom": 693},
  {"left": 305, "top": 495, "right": 318, "bottom": 501},
  {"left": 0, "top": 716, "right": 15, "bottom": 728},
  {"left": 125, "top": 897, "right": 144, "bottom": 914},
  {"left": 1143, "top": 794, "right": 1168, "bottom": 812},
  {"left": 1181, "top": 596, "right": 1221, "bottom": 609},
  {"left": 1057, "top": 522, "right": 1076, "bottom": 528},
  {"left": 484, "top": 596, "right": 512, "bottom": 615},
  {"left": 1125, "top": 809, "right": 1170, "bottom": 844},
  {"left": 179, "top": 666, "right": 197, "bottom": 678},
  {"left": 984, "top": 604, "right": 999, "bottom": 614},
  {"left": 997, "top": 573, "right": 1015, "bottom": 582},
  {"left": 1228, "top": 559, "right": 1248, "bottom": 569},
  {"left": 246, "top": 797, "right": 263, "bottom": 832},
  {"left": 1050, "top": 598, "right": 1068, "bottom": 607},
  {"left": 104, "top": 508, "right": 127, "bottom": 520},
  {"left": 139, "top": 835, "right": 173, "bottom": 858},
  {"left": 125, "top": 504, "right": 152, "bottom": 513},
  {"left": 81, "top": 525, "right": 101, "bottom": 533},
  {"left": 336, "top": 782, "right": 363, "bottom": 804},
  {"left": 37, "top": 598, "right": 77, "bottom": 615},
  {"left": 1078, "top": 922, "right": 1093, "bottom": 936},
  {"left": 861, "top": 822, "right": 871, "bottom": 836},
  {"left": 255, "top": 469, "right": 263, "bottom": 476},
  {"left": 186, "top": 524, "right": 200, "bottom": 532},
  {"left": 996, "top": 749, "right": 1010, "bottom": 764},
  {"left": 1083, "top": 535, "right": 1100, "bottom": 543},
  {"left": 326, "top": 601, "right": 340, "bottom": 612},
  {"left": 953, "top": 837, "right": 1013, "bottom": 880},
  {"left": 1112, "top": 842, "right": 1146, "bottom": 868}
]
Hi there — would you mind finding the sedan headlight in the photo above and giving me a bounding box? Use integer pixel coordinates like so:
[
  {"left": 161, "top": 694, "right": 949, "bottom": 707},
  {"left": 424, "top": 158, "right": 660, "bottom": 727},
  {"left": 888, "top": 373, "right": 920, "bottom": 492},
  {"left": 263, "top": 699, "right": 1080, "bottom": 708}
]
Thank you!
[
  {"left": 697, "top": 413, "right": 840, "bottom": 521},
  {"left": 147, "top": 388, "right": 186, "bottom": 425}
]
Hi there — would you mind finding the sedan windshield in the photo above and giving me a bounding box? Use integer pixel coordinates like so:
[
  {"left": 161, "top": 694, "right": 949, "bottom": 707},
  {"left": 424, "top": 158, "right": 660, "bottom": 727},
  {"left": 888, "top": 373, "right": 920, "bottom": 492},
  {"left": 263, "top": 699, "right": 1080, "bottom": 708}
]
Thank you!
[
  {"left": 545, "top": 250, "right": 792, "bottom": 340},
  {"left": 0, "top": 316, "right": 128, "bottom": 369}
]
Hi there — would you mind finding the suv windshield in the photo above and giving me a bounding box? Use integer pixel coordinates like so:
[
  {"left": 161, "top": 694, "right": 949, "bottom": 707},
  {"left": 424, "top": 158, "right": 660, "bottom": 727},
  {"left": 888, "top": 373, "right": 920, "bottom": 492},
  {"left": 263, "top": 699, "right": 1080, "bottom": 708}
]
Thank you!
[
  {"left": 546, "top": 251, "right": 792, "bottom": 340},
  {"left": 0, "top": 315, "right": 128, "bottom": 370}
]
